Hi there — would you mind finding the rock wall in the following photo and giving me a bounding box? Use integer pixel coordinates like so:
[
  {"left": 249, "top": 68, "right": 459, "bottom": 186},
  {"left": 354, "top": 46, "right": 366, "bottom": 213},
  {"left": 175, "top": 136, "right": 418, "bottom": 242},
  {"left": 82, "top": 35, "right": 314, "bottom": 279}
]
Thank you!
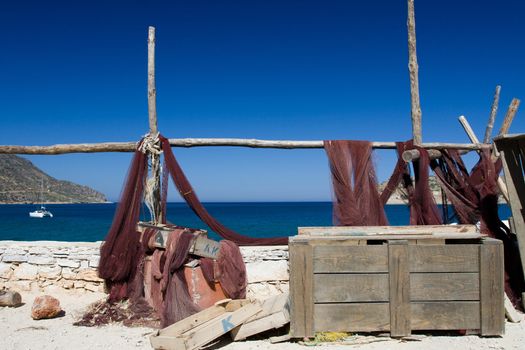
[{"left": 0, "top": 241, "right": 289, "bottom": 300}]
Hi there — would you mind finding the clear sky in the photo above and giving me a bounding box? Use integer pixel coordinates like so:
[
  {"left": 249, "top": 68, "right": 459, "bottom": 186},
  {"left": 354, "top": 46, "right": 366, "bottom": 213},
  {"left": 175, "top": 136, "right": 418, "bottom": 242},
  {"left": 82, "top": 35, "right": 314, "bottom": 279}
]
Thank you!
[{"left": 1, "top": 0, "right": 524, "bottom": 202}]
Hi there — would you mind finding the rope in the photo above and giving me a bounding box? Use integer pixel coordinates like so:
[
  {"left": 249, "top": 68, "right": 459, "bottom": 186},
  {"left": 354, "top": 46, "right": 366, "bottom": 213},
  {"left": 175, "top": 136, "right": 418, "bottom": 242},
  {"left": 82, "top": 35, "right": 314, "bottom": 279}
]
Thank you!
[{"left": 140, "top": 132, "right": 162, "bottom": 224}]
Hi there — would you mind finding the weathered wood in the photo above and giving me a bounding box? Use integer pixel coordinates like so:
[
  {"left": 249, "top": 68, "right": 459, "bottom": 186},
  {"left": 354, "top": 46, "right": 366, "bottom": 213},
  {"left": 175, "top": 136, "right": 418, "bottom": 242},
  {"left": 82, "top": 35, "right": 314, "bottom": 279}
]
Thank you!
[
  {"left": 299, "top": 224, "right": 477, "bottom": 236},
  {"left": 289, "top": 242, "right": 314, "bottom": 338},
  {"left": 410, "top": 273, "right": 479, "bottom": 301},
  {"left": 0, "top": 140, "right": 493, "bottom": 155},
  {"left": 458, "top": 115, "right": 510, "bottom": 202},
  {"left": 314, "top": 274, "right": 389, "bottom": 302},
  {"left": 480, "top": 238, "right": 505, "bottom": 336},
  {"left": 407, "top": 0, "right": 422, "bottom": 145},
  {"left": 409, "top": 245, "right": 480, "bottom": 273},
  {"left": 496, "top": 138, "right": 525, "bottom": 284},
  {"left": 313, "top": 245, "right": 388, "bottom": 273},
  {"left": 411, "top": 302, "right": 480, "bottom": 330},
  {"left": 389, "top": 240, "right": 411, "bottom": 337},
  {"left": 504, "top": 294, "right": 521, "bottom": 323},
  {"left": 314, "top": 303, "right": 390, "bottom": 332},
  {"left": 0, "top": 291, "right": 22, "bottom": 307},
  {"left": 483, "top": 85, "right": 501, "bottom": 143},
  {"left": 148, "top": 26, "right": 158, "bottom": 134},
  {"left": 498, "top": 98, "right": 520, "bottom": 136},
  {"left": 401, "top": 149, "right": 442, "bottom": 162}
]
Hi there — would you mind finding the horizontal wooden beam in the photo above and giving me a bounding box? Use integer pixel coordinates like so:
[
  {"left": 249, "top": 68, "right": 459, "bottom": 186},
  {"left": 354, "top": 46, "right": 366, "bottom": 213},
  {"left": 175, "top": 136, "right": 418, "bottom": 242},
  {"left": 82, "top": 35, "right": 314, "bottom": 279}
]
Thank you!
[{"left": 0, "top": 138, "right": 491, "bottom": 155}]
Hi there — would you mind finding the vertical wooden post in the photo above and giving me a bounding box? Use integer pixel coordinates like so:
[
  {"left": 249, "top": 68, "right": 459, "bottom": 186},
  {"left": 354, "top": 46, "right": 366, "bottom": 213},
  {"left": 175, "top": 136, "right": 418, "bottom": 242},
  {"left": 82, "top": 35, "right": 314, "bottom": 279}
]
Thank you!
[
  {"left": 483, "top": 85, "right": 501, "bottom": 143},
  {"left": 479, "top": 238, "right": 504, "bottom": 336},
  {"left": 289, "top": 241, "right": 314, "bottom": 338},
  {"left": 147, "top": 26, "right": 162, "bottom": 224},
  {"left": 497, "top": 98, "right": 521, "bottom": 136},
  {"left": 388, "top": 240, "right": 411, "bottom": 337},
  {"left": 407, "top": 0, "right": 422, "bottom": 146}
]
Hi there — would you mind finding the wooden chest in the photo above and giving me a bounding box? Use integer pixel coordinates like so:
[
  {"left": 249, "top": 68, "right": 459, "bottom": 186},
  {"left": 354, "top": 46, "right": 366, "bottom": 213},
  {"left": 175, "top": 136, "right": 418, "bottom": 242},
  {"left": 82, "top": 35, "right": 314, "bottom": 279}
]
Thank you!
[{"left": 289, "top": 226, "right": 504, "bottom": 337}]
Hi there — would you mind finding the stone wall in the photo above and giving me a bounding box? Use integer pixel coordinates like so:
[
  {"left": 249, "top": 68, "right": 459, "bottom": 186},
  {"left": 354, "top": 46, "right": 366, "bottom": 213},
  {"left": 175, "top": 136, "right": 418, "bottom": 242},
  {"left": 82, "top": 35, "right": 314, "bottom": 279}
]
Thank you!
[{"left": 0, "top": 241, "right": 289, "bottom": 299}]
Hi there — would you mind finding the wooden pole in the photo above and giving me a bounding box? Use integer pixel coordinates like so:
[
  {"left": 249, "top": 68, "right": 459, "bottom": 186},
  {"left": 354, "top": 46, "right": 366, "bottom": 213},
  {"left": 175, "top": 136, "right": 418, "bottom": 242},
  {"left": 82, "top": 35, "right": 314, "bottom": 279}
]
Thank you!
[
  {"left": 0, "top": 139, "right": 491, "bottom": 155},
  {"left": 401, "top": 149, "right": 442, "bottom": 162},
  {"left": 458, "top": 115, "right": 510, "bottom": 203},
  {"left": 483, "top": 85, "right": 501, "bottom": 143},
  {"left": 407, "top": 0, "right": 422, "bottom": 146},
  {"left": 497, "top": 98, "right": 520, "bottom": 136},
  {"left": 147, "top": 26, "right": 162, "bottom": 224}
]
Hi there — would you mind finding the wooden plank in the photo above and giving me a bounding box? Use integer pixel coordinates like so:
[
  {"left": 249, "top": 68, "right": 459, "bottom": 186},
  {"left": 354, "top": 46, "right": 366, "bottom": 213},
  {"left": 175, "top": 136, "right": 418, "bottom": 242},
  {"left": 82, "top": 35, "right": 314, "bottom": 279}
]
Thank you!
[
  {"left": 313, "top": 245, "right": 388, "bottom": 273},
  {"left": 480, "top": 239, "right": 505, "bottom": 336},
  {"left": 497, "top": 142, "right": 525, "bottom": 283},
  {"left": 409, "top": 245, "right": 480, "bottom": 272},
  {"left": 231, "top": 311, "right": 289, "bottom": 341},
  {"left": 504, "top": 294, "right": 521, "bottom": 323},
  {"left": 289, "top": 242, "right": 314, "bottom": 338},
  {"left": 245, "top": 293, "right": 289, "bottom": 322},
  {"left": 411, "top": 302, "right": 480, "bottom": 330},
  {"left": 182, "top": 303, "right": 262, "bottom": 350},
  {"left": 150, "top": 335, "right": 187, "bottom": 350},
  {"left": 291, "top": 233, "right": 482, "bottom": 243},
  {"left": 191, "top": 234, "right": 221, "bottom": 259},
  {"left": 389, "top": 240, "right": 411, "bottom": 337},
  {"left": 410, "top": 273, "right": 479, "bottom": 301},
  {"left": 313, "top": 303, "right": 390, "bottom": 332},
  {"left": 298, "top": 225, "right": 477, "bottom": 236},
  {"left": 313, "top": 274, "right": 389, "bottom": 302}
]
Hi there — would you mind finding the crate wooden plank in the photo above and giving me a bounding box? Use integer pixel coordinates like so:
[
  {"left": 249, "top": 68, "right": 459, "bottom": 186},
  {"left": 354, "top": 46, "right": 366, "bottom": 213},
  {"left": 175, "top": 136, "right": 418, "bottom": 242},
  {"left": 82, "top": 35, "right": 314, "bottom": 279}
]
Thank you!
[
  {"left": 299, "top": 225, "right": 477, "bottom": 236},
  {"left": 389, "top": 240, "right": 411, "bottom": 337},
  {"left": 313, "top": 274, "right": 389, "bottom": 302},
  {"left": 289, "top": 242, "right": 314, "bottom": 338},
  {"left": 411, "top": 302, "right": 480, "bottom": 330},
  {"left": 313, "top": 245, "right": 388, "bottom": 273},
  {"left": 410, "top": 273, "right": 480, "bottom": 301},
  {"left": 150, "top": 336, "right": 187, "bottom": 350},
  {"left": 313, "top": 303, "right": 390, "bottom": 332},
  {"left": 480, "top": 239, "right": 505, "bottom": 336},
  {"left": 183, "top": 303, "right": 262, "bottom": 350},
  {"left": 231, "top": 310, "right": 289, "bottom": 341},
  {"left": 409, "top": 245, "right": 480, "bottom": 272}
]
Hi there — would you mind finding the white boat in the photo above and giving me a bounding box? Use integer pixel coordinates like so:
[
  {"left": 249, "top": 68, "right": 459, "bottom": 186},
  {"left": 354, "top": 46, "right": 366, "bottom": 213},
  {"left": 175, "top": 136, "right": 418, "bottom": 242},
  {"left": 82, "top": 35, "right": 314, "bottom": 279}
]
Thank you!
[
  {"left": 29, "top": 206, "right": 53, "bottom": 218},
  {"left": 29, "top": 178, "right": 53, "bottom": 218}
]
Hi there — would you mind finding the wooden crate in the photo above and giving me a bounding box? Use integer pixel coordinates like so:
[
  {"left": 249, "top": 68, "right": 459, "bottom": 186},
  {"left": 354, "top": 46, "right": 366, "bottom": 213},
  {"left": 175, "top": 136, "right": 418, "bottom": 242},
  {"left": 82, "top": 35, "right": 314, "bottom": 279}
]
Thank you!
[{"left": 289, "top": 230, "right": 504, "bottom": 337}]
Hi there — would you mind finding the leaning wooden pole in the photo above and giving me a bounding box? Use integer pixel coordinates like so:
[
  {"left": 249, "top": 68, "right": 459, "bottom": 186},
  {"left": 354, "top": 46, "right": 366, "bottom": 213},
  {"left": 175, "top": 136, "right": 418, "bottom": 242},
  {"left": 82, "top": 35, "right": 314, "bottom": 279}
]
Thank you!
[
  {"left": 147, "top": 26, "right": 162, "bottom": 224},
  {"left": 407, "top": 0, "right": 422, "bottom": 146},
  {"left": 483, "top": 85, "right": 501, "bottom": 143}
]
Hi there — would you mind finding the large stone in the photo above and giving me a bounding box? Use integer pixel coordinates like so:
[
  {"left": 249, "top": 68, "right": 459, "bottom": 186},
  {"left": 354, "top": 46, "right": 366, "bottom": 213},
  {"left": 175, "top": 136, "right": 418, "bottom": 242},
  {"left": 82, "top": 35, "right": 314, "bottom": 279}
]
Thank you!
[
  {"left": 0, "top": 291, "right": 22, "bottom": 307},
  {"left": 0, "top": 262, "right": 13, "bottom": 279},
  {"left": 89, "top": 256, "right": 100, "bottom": 268},
  {"left": 6, "top": 280, "right": 34, "bottom": 292},
  {"left": 61, "top": 268, "right": 77, "bottom": 279},
  {"left": 27, "top": 256, "right": 55, "bottom": 265},
  {"left": 1, "top": 255, "right": 28, "bottom": 263},
  {"left": 76, "top": 269, "right": 103, "bottom": 282},
  {"left": 3, "top": 248, "right": 28, "bottom": 256},
  {"left": 38, "top": 266, "right": 62, "bottom": 279},
  {"left": 246, "top": 260, "right": 289, "bottom": 283},
  {"left": 56, "top": 259, "right": 80, "bottom": 268},
  {"left": 28, "top": 247, "right": 51, "bottom": 255},
  {"left": 31, "top": 295, "right": 62, "bottom": 320},
  {"left": 12, "top": 263, "right": 39, "bottom": 280}
]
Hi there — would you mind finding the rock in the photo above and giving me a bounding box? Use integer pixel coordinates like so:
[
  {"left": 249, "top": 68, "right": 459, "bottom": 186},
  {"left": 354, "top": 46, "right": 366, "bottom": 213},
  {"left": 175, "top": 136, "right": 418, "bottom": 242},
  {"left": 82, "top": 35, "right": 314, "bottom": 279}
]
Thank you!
[
  {"left": 28, "top": 247, "right": 51, "bottom": 255},
  {"left": 89, "top": 257, "right": 100, "bottom": 268},
  {"left": 38, "top": 266, "right": 62, "bottom": 279},
  {"left": 246, "top": 260, "right": 289, "bottom": 283},
  {"left": 27, "top": 256, "right": 55, "bottom": 265},
  {"left": 80, "top": 260, "right": 89, "bottom": 269},
  {"left": 12, "top": 263, "right": 39, "bottom": 280},
  {"left": 0, "top": 290, "right": 22, "bottom": 307},
  {"left": 62, "top": 281, "right": 74, "bottom": 289},
  {"left": 76, "top": 269, "right": 103, "bottom": 282},
  {"left": 6, "top": 280, "right": 33, "bottom": 292},
  {"left": 0, "top": 262, "right": 13, "bottom": 279},
  {"left": 31, "top": 295, "right": 62, "bottom": 320},
  {"left": 61, "top": 268, "right": 77, "bottom": 279},
  {"left": 1, "top": 255, "right": 28, "bottom": 263},
  {"left": 74, "top": 281, "right": 86, "bottom": 289},
  {"left": 84, "top": 283, "right": 100, "bottom": 292},
  {"left": 56, "top": 259, "right": 80, "bottom": 268}
]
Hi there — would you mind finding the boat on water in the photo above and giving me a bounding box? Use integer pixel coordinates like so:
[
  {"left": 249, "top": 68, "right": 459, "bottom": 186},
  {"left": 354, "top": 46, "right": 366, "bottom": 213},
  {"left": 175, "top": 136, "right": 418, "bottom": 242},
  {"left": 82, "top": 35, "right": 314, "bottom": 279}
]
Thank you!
[
  {"left": 29, "top": 206, "right": 53, "bottom": 218},
  {"left": 29, "top": 178, "right": 53, "bottom": 218}
]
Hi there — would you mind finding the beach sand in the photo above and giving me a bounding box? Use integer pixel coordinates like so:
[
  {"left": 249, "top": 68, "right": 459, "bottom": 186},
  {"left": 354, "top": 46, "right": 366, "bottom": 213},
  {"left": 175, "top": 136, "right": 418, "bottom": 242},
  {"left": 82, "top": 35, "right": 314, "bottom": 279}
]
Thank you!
[{"left": 1, "top": 290, "right": 524, "bottom": 350}]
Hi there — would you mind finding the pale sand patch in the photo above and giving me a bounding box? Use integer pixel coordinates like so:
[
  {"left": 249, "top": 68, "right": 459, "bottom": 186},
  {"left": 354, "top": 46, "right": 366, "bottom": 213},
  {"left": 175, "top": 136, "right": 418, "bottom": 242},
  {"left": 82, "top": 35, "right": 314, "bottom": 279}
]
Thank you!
[{"left": 1, "top": 290, "right": 524, "bottom": 350}]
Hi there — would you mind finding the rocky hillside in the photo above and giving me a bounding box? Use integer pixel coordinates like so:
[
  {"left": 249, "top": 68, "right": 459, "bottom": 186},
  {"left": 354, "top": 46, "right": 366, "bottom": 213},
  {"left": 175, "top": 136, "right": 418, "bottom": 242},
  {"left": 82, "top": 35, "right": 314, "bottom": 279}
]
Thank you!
[
  {"left": 379, "top": 176, "right": 443, "bottom": 203},
  {"left": 0, "top": 155, "right": 107, "bottom": 204}
]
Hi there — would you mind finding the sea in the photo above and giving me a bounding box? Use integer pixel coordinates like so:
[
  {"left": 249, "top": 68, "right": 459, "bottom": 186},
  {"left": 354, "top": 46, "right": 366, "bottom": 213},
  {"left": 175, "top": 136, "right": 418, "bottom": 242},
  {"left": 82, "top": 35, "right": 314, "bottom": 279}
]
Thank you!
[{"left": 0, "top": 202, "right": 513, "bottom": 242}]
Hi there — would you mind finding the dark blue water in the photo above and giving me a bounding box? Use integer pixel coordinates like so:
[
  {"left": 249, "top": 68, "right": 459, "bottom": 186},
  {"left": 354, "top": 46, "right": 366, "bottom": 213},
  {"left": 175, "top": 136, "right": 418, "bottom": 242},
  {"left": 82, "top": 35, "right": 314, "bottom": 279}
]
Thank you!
[{"left": 0, "top": 203, "right": 513, "bottom": 242}]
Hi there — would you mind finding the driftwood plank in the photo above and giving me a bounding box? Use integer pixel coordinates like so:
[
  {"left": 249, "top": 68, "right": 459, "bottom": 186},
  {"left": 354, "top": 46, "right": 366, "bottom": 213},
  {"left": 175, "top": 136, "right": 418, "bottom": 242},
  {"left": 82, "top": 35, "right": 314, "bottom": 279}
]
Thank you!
[
  {"left": 409, "top": 245, "right": 479, "bottom": 272},
  {"left": 314, "top": 274, "right": 389, "bottom": 302},
  {"left": 289, "top": 242, "right": 314, "bottom": 338},
  {"left": 313, "top": 245, "right": 388, "bottom": 273},
  {"left": 314, "top": 303, "right": 390, "bottom": 332},
  {"left": 389, "top": 240, "right": 411, "bottom": 337},
  {"left": 298, "top": 225, "right": 477, "bottom": 236},
  {"left": 410, "top": 273, "right": 480, "bottom": 301},
  {"left": 480, "top": 238, "right": 505, "bottom": 336},
  {"left": 411, "top": 302, "right": 480, "bottom": 330},
  {"left": 231, "top": 311, "right": 289, "bottom": 341}
]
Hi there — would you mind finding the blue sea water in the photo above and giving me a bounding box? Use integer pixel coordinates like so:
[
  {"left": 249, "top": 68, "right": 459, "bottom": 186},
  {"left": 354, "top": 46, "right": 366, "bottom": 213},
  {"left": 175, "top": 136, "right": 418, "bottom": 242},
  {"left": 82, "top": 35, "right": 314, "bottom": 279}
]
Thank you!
[{"left": 0, "top": 202, "right": 513, "bottom": 242}]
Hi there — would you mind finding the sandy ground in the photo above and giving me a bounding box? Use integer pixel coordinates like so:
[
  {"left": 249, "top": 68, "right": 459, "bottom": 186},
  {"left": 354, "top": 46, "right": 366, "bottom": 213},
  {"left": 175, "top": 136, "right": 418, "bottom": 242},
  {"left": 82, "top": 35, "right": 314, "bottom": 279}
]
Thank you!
[{"left": 1, "top": 291, "right": 524, "bottom": 350}]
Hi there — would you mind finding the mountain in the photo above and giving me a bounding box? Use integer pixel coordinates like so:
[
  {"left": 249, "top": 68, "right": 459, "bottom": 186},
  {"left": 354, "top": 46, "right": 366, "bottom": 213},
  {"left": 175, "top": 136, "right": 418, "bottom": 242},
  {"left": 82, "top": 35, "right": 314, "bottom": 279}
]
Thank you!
[
  {"left": 0, "top": 154, "right": 107, "bottom": 204},
  {"left": 379, "top": 176, "right": 443, "bottom": 204}
]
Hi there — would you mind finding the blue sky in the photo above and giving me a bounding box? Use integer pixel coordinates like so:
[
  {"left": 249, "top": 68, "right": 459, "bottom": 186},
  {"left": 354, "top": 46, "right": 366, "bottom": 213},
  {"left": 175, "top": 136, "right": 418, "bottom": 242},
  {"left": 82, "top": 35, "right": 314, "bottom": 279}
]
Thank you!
[{"left": 1, "top": 0, "right": 524, "bottom": 202}]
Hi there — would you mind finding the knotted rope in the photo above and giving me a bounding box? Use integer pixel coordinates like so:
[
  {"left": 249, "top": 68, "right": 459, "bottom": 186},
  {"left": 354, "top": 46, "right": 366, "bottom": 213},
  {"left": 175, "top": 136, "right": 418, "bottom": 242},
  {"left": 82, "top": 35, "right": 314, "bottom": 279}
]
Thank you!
[{"left": 139, "top": 132, "right": 163, "bottom": 224}]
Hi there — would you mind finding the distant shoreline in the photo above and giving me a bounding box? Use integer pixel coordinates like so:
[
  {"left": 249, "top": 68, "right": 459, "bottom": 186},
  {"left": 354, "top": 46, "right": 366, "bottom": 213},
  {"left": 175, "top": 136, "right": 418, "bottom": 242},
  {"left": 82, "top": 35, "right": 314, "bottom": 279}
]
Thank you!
[{"left": 0, "top": 201, "right": 113, "bottom": 205}]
